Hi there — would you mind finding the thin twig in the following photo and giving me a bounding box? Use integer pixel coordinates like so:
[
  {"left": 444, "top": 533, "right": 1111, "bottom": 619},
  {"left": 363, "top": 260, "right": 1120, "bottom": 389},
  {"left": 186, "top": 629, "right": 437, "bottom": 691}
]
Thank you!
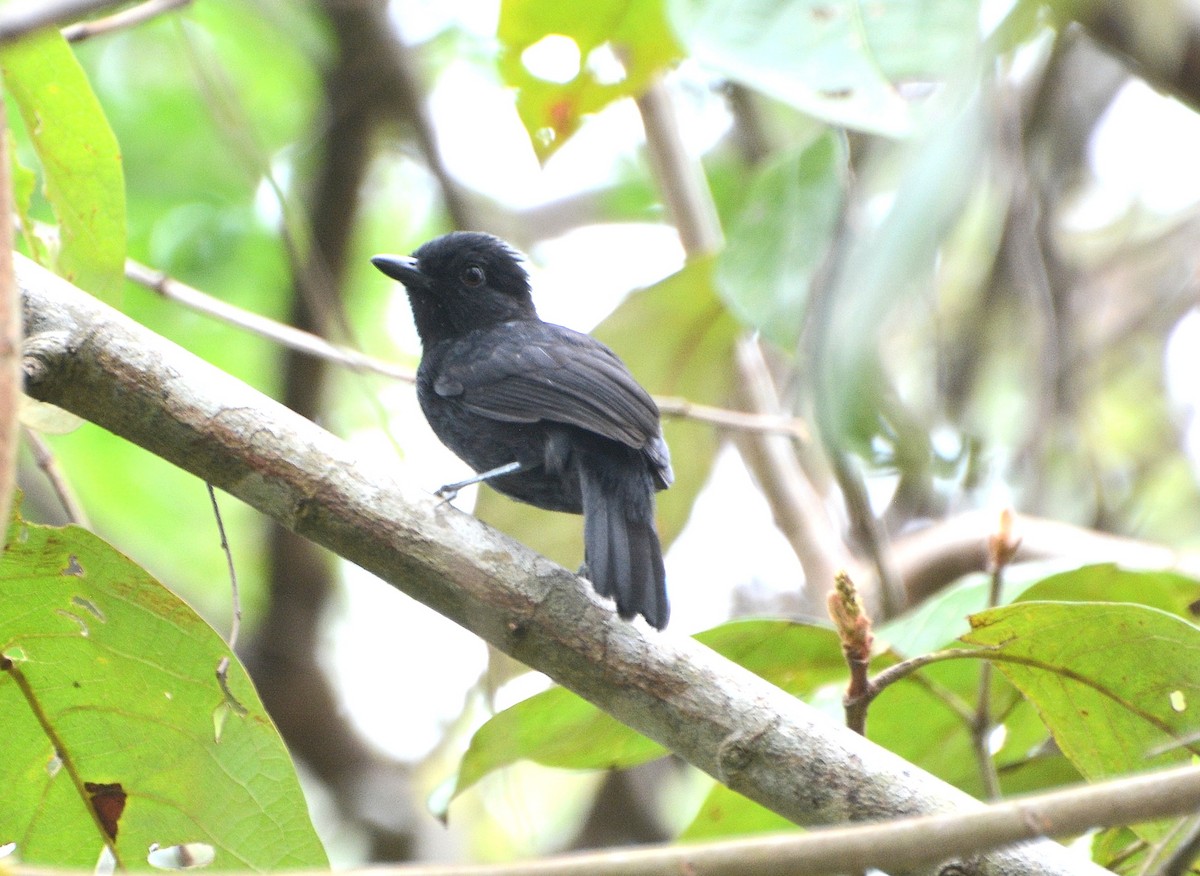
[
  {"left": 125, "top": 258, "right": 415, "bottom": 381},
  {"left": 207, "top": 482, "right": 246, "bottom": 717},
  {"left": 867, "top": 648, "right": 997, "bottom": 706},
  {"left": 971, "top": 658, "right": 1001, "bottom": 797},
  {"left": 972, "top": 510, "right": 1021, "bottom": 799},
  {"left": 829, "top": 448, "right": 904, "bottom": 617},
  {"left": 655, "top": 395, "right": 810, "bottom": 440},
  {"left": 206, "top": 483, "right": 240, "bottom": 652},
  {"left": 1137, "top": 811, "right": 1185, "bottom": 873},
  {"left": 1138, "top": 813, "right": 1194, "bottom": 876},
  {"left": 127, "top": 258, "right": 820, "bottom": 439},
  {"left": 1106, "top": 839, "right": 1150, "bottom": 871},
  {"left": 0, "top": 0, "right": 130, "bottom": 43},
  {"left": 22, "top": 427, "right": 89, "bottom": 527},
  {"left": 61, "top": 0, "right": 189, "bottom": 42}
]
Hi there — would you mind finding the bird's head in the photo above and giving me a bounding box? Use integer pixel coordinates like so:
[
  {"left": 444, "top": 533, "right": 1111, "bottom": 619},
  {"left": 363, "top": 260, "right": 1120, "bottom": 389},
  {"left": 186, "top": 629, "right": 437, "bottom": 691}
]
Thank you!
[{"left": 372, "top": 232, "right": 537, "bottom": 344}]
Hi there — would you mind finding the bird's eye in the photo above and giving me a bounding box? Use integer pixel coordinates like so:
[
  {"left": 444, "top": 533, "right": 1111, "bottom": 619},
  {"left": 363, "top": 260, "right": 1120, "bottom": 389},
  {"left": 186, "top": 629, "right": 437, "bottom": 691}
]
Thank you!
[{"left": 462, "top": 265, "right": 485, "bottom": 287}]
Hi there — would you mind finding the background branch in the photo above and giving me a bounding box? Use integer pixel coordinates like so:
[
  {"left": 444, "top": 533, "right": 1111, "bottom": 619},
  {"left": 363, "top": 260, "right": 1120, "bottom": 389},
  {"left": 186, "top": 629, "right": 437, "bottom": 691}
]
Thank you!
[
  {"left": 892, "top": 509, "right": 1200, "bottom": 604},
  {"left": 637, "top": 80, "right": 855, "bottom": 611}
]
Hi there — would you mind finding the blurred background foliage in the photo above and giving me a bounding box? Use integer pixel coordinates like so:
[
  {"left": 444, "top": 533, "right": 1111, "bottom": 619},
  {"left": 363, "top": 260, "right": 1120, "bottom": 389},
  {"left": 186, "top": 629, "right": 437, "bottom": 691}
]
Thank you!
[{"left": 9, "top": 0, "right": 1200, "bottom": 868}]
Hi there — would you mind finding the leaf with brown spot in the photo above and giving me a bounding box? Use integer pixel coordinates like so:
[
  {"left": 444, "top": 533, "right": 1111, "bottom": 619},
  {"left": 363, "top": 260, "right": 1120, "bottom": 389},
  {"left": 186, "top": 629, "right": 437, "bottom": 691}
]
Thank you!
[
  {"left": 83, "top": 782, "right": 126, "bottom": 840},
  {"left": 0, "top": 510, "right": 327, "bottom": 869}
]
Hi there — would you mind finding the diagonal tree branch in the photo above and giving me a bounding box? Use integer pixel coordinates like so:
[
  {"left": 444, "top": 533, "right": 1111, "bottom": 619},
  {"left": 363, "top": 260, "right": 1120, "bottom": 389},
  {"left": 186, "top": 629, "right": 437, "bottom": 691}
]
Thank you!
[{"left": 16, "top": 254, "right": 1108, "bottom": 876}]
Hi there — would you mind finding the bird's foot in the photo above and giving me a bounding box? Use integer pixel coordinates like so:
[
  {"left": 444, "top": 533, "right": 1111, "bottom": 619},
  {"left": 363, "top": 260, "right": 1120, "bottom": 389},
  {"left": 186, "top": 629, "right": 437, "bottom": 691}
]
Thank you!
[
  {"left": 434, "top": 483, "right": 461, "bottom": 505},
  {"left": 433, "top": 461, "right": 527, "bottom": 507}
]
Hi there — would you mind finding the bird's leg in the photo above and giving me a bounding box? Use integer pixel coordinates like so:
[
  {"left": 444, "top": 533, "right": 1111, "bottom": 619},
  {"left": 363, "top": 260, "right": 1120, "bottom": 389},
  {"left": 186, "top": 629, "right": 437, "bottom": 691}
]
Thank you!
[{"left": 436, "top": 460, "right": 528, "bottom": 502}]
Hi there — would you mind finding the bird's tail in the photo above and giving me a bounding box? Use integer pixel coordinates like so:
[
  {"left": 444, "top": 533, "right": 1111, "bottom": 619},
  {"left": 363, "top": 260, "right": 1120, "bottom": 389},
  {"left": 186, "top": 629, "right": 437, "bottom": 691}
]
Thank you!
[{"left": 580, "top": 460, "right": 668, "bottom": 630}]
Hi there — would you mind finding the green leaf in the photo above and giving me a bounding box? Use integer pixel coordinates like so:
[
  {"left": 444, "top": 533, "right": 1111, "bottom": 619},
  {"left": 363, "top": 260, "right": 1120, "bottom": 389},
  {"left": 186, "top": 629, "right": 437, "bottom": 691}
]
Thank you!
[
  {"left": 1091, "top": 825, "right": 1145, "bottom": 873},
  {"left": 0, "top": 515, "right": 327, "bottom": 871},
  {"left": 458, "top": 685, "right": 666, "bottom": 786},
  {"left": 680, "top": 781, "right": 795, "bottom": 840},
  {"left": 715, "top": 131, "right": 847, "bottom": 349},
  {"left": 8, "top": 127, "right": 45, "bottom": 262},
  {"left": 877, "top": 574, "right": 998, "bottom": 657},
  {"left": 876, "top": 564, "right": 1058, "bottom": 658},
  {"left": 498, "top": 0, "right": 683, "bottom": 159},
  {"left": 475, "top": 257, "right": 738, "bottom": 573},
  {"left": 695, "top": 618, "right": 847, "bottom": 693},
  {"left": 1017, "top": 564, "right": 1200, "bottom": 619},
  {"left": 994, "top": 748, "right": 1081, "bottom": 797},
  {"left": 964, "top": 602, "right": 1200, "bottom": 781},
  {"left": 668, "top": 0, "right": 980, "bottom": 137},
  {"left": 443, "top": 620, "right": 845, "bottom": 811},
  {"left": 0, "top": 29, "right": 126, "bottom": 301},
  {"left": 878, "top": 564, "right": 1200, "bottom": 661}
]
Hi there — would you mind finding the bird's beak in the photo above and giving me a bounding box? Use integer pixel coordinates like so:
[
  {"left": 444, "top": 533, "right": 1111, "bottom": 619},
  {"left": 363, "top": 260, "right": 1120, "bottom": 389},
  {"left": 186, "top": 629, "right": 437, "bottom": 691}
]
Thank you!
[{"left": 371, "top": 254, "right": 431, "bottom": 290}]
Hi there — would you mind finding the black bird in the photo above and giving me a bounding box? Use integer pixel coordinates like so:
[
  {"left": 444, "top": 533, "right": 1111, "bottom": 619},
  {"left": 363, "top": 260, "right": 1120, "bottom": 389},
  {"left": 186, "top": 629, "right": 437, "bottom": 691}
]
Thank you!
[{"left": 371, "top": 232, "right": 673, "bottom": 629}]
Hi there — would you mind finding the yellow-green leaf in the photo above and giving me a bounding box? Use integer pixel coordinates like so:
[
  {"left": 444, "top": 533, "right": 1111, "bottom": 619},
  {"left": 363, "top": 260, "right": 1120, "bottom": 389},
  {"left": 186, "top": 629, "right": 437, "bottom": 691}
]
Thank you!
[
  {"left": 0, "top": 513, "right": 327, "bottom": 871},
  {"left": 498, "top": 0, "right": 683, "bottom": 160},
  {"left": 1, "top": 28, "right": 126, "bottom": 301}
]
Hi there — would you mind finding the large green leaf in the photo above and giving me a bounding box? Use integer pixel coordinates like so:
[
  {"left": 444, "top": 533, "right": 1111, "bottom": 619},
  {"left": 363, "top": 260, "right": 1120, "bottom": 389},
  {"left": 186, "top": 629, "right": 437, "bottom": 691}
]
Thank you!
[
  {"left": 965, "top": 601, "right": 1200, "bottom": 855},
  {"left": 1017, "top": 564, "right": 1200, "bottom": 618},
  {"left": 668, "top": 0, "right": 980, "bottom": 137},
  {"left": 716, "top": 131, "right": 847, "bottom": 349},
  {"left": 878, "top": 564, "right": 1200, "bottom": 660},
  {"left": 498, "top": 0, "right": 683, "bottom": 160},
  {"left": 964, "top": 601, "right": 1200, "bottom": 780},
  {"left": 8, "top": 128, "right": 44, "bottom": 263},
  {"left": 0, "top": 515, "right": 327, "bottom": 871},
  {"left": 443, "top": 620, "right": 845, "bottom": 812},
  {"left": 475, "top": 257, "right": 737, "bottom": 573},
  {"left": 1, "top": 29, "right": 126, "bottom": 301}
]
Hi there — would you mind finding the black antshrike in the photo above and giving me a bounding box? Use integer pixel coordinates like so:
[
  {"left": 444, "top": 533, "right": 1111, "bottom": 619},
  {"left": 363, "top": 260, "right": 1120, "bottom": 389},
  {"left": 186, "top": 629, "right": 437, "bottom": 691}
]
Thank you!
[{"left": 371, "top": 232, "right": 673, "bottom": 629}]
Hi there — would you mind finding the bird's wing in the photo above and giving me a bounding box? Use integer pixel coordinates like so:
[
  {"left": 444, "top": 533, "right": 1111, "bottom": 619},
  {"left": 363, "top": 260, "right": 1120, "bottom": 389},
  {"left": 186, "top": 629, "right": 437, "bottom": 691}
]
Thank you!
[{"left": 432, "top": 323, "right": 660, "bottom": 449}]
